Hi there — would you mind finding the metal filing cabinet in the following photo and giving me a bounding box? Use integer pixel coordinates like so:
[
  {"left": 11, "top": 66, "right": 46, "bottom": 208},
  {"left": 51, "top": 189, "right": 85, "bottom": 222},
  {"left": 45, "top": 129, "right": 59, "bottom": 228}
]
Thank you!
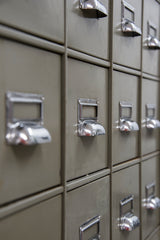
[
  {"left": 0, "top": 39, "right": 61, "bottom": 205},
  {"left": 113, "top": 0, "right": 142, "bottom": 69},
  {"left": 66, "top": 176, "right": 110, "bottom": 240},
  {"left": 141, "top": 78, "right": 160, "bottom": 155},
  {"left": 141, "top": 156, "right": 160, "bottom": 240},
  {"left": 112, "top": 164, "right": 140, "bottom": 240},
  {"left": 67, "top": 0, "right": 109, "bottom": 59},
  {"left": 112, "top": 70, "right": 139, "bottom": 165},
  {"left": 0, "top": 0, "right": 160, "bottom": 239},
  {"left": 66, "top": 58, "right": 108, "bottom": 180},
  {"left": 0, "top": 195, "right": 62, "bottom": 240},
  {"left": 0, "top": 0, "right": 64, "bottom": 43},
  {"left": 143, "top": 0, "right": 160, "bottom": 76}
]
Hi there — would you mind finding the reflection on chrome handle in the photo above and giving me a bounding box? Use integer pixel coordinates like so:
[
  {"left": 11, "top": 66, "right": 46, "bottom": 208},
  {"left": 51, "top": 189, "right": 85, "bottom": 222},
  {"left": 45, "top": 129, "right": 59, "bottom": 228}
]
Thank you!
[
  {"left": 118, "top": 214, "right": 140, "bottom": 232},
  {"left": 146, "top": 119, "right": 160, "bottom": 129},
  {"left": 143, "top": 182, "right": 160, "bottom": 210},
  {"left": 121, "top": 20, "right": 142, "bottom": 37},
  {"left": 143, "top": 197, "right": 160, "bottom": 210},
  {"left": 79, "top": 0, "right": 107, "bottom": 18},
  {"left": 120, "top": 120, "right": 139, "bottom": 132},
  {"left": 78, "top": 120, "right": 105, "bottom": 137},
  {"left": 6, "top": 123, "right": 52, "bottom": 145},
  {"left": 146, "top": 36, "right": 160, "bottom": 49}
]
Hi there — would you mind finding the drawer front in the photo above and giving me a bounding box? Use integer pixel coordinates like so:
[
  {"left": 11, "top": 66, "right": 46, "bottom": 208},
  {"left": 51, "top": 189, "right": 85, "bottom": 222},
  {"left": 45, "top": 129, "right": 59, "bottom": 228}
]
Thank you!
[
  {"left": 67, "top": 0, "right": 109, "bottom": 59},
  {"left": 113, "top": 0, "right": 142, "bottom": 69},
  {"left": 0, "top": 39, "right": 61, "bottom": 204},
  {"left": 141, "top": 78, "right": 160, "bottom": 155},
  {"left": 112, "top": 70, "right": 139, "bottom": 164},
  {"left": 150, "top": 231, "right": 160, "bottom": 240},
  {"left": 143, "top": 0, "right": 160, "bottom": 76},
  {"left": 66, "top": 176, "right": 110, "bottom": 240},
  {"left": 0, "top": 0, "right": 64, "bottom": 43},
  {"left": 0, "top": 195, "right": 62, "bottom": 240},
  {"left": 112, "top": 165, "right": 140, "bottom": 240},
  {"left": 66, "top": 58, "right": 108, "bottom": 180},
  {"left": 141, "top": 157, "right": 160, "bottom": 240}
]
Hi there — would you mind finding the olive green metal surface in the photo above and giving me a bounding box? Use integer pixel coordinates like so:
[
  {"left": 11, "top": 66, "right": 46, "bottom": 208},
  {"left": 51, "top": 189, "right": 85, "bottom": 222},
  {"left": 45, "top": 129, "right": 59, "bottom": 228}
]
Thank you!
[
  {"left": 141, "top": 157, "right": 160, "bottom": 240},
  {"left": 0, "top": 0, "right": 64, "bottom": 44},
  {"left": 142, "top": 0, "right": 160, "bottom": 76},
  {"left": 0, "top": 39, "right": 61, "bottom": 205},
  {"left": 112, "top": 164, "right": 140, "bottom": 240},
  {"left": 66, "top": 176, "right": 110, "bottom": 240},
  {"left": 66, "top": 58, "right": 108, "bottom": 180},
  {"left": 141, "top": 78, "right": 160, "bottom": 155},
  {"left": 0, "top": 195, "right": 62, "bottom": 240},
  {"left": 67, "top": 0, "right": 109, "bottom": 59},
  {"left": 113, "top": 0, "right": 142, "bottom": 69},
  {"left": 112, "top": 70, "right": 139, "bottom": 165}
]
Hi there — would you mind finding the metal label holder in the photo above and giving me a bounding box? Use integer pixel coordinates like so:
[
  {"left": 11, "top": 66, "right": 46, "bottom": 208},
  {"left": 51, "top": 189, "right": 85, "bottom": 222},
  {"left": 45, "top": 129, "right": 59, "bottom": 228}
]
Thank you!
[
  {"left": 79, "top": 215, "right": 101, "bottom": 240},
  {"left": 6, "top": 91, "right": 51, "bottom": 145},
  {"left": 119, "top": 101, "right": 133, "bottom": 121},
  {"left": 146, "top": 182, "right": 156, "bottom": 201},
  {"left": 6, "top": 91, "right": 44, "bottom": 126},
  {"left": 78, "top": 98, "right": 98, "bottom": 123},
  {"left": 122, "top": 0, "right": 135, "bottom": 23},
  {"left": 120, "top": 195, "right": 134, "bottom": 218},
  {"left": 146, "top": 104, "right": 156, "bottom": 120},
  {"left": 148, "top": 21, "right": 157, "bottom": 38}
]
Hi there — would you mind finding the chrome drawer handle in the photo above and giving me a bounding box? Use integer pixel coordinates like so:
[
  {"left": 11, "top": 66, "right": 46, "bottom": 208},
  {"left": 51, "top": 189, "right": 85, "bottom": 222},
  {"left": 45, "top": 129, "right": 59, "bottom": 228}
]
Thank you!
[
  {"left": 146, "top": 36, "right": 160, "bottom": 49},
  {"left": 6, "top": 122, "right": 51, "bottom": 145},
  {"left": 118, "top": 195, "right": 140, "bottom": 232},
  {"left": 143, "top": 182, "right": 160, "bottom": 210},
  {"left": 119, "top": 215, "right": 140, "bottom": 231},
  {"left": 121, "top": 19, "right": 141, "bottom": 37},
  {"left": 6, "top": 91, "right": 51, "bottom": 145},
  {"left": 78, "top": 120, "right": 105, "bottom": 136},
  {"left": 77, "top": 99, "right": 106, "bottom": 137},
  {"left": 79, "top": 0, "right": 107, "bottom": 18},
  {"left": 146, "top": 119, "right": 160, "bottom": 129},
  {"left": 118, "top": 101, "right": 139, "bottom": 133},
  {"left": 119, "top": 120, "right": 139, "bottom": 132},
  {"left": 144, "top": 197, "right": 160, "bottom": 210}
]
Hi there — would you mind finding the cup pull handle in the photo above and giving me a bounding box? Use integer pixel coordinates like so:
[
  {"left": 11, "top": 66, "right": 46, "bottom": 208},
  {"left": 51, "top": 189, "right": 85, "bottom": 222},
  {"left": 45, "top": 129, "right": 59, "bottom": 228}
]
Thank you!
[{"left": 79, "top": 0, "right": 107, "bottom": 18}]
